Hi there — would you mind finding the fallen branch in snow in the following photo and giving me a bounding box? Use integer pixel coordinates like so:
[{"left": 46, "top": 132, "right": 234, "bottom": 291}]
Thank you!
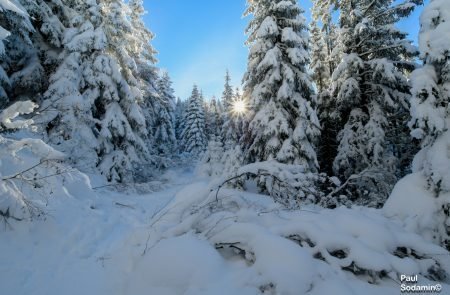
[
  {"left": 92, "top": 183, "right": 124, "bottom": 190},
  {"left": 325, "top": 168, "right": 371, "bottom": 199},
  {"left": 1, "top": 159, "right": 51, "bottom": 182},
  {"left": 114, "top": 202, "right": 135, "bottom": 210},
  {"left": 214, "top": 173, "right": 254, "bottom": 202},
  {"left": 214, "top": 171, "right": 302, "bottom": 205},
  {"left": 324, "top": 167, "right": 395, "bottom": 207},
  {"left": 0, "top": 207, "right": 23, "bottom": 229},
  {"left": 1, "top": 159, "right": 71, "bottom": 183},
  {"left": 212, "top": 162, "right": 351, "bottom": 208}
]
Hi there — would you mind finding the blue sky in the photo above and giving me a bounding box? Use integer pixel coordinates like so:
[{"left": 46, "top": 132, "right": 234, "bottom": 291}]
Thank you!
[{"left": 143, "top": 1, "right": 424, "bottom": 100}]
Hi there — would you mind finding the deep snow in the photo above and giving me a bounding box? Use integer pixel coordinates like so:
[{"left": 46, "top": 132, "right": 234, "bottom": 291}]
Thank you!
[{"left": 1, "top": 164, "right": 450, "bottom": 295}]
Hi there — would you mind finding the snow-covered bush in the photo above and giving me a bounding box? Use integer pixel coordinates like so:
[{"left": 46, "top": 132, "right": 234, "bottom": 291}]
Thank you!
[
  {"left": 0, "top": 101, "right": 96, "bottom": 225},
  {"left": 0, "top": 101, "right": 57, "bottom": 221},
  {"left": 199, "top": 137, "right": 224, "bottom": 177},
  {"left": 221, "top": 144, "right": 244, "bottom": 176}
]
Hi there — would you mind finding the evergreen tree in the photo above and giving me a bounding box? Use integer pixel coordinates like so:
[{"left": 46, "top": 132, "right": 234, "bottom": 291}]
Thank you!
[
  {"left": 311, "top": 0, "right": 340, "bottom": 79},
  {"left": 329, "top": 0, "right": 422, "bottom": 205},
  {"left": 43, "top": 0, "right": 153, "bottom": 182},
  {"left": 241, "top": 0, "right": 320, "bottom": 170},
  {"left": 128, "top": 0, "right": 157, "bottom": 67},
  {"left": 128, "top": 0, "right": 160, "bottom": 152},
  {"left": 180, "top": 85, "right": 207, "bottom": 155},
  {"left": 310, "top": 20, "right": 330, "bottom": 94},
  {"left": 220, "top": 71, "right": 236, "bottom": 145},
  {"left": 22, "top": 0, "right": 68, "bottom": 73},
  {"left": 409, "top": 0, "right": 450, "bottom": 193},
  {"left": 201, "top": 135, "right": 225, "bottom": 177},
  {"left": 222, "top": 88, "right": 244, "bottom": 149},
  {"left": 311, "top": 0, "right": 342, "bottom": 175},
  {"left": 174, "top": 97, "right": 186, "bottom": 142},
  {"left": 221, "top": 70, "right": 234, "bottom": 115},
  {"left": 154, "top": 72, "right": 176, "bottom": 155},
  {"left": 206, "top": 96, "right": 222, "bottom": 140},
  {"left": 387, "top": 0, "right": 450, "bottom": 250},
  {"left": 0, "top": 0, "right": 36, "bottom": 107}
]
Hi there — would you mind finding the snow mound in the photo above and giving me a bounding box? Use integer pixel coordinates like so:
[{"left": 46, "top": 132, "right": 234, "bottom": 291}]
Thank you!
[
  {"left": 385, "top": 171, "right": 450, "bottom": 250},
  {"left": 132, "top": 182, "right": 450, "bottom": 294}
]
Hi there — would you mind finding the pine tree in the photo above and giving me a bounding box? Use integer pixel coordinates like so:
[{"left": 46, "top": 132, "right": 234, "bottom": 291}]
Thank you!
[
  {"left": 311, "top": 0, "right": 340, "bottom": 79},
  {"left": 174, "top": 97, "right": 186, "bottom": 142},
  {"left": 222, "top": 88, "right": 244, "bottom": 149},
  {"left": 220, "top": 71, "right": 236, "bottom": 146},
  {"left": 0, "top": 0, "right": 36, "bottom": 107},
  {"left": 128, "top": 0, "right": 157, "bottom": 67},
  {"left": 128, "top": 0, "right": 160, "bottom": 150},
  {"left": 311, "top": 0, "right": 342, "bottom": 175},
  {"left": 22, "top": 0, "right": 68, "bottom": 74},
  {"left": 154, "top": 72, "right": 177, "bottom": 155},
  {"left": 310, "top": 20, "right": 330, "bottom": 94},
  {"left": 180, "top": 85, "right": 207, "bottom": 155},
  {"left": 409, "top": 0, "right": 450, "bottom": 193},
  {"left": 329, "top": 0, "right": 422, "bottom": 205},
  {"left": 43, "top": 0, "right": 153, "bottom": 182},
  {"left": 387, "top": 0, "right": 450, "bottom": 250},
  {"left": 221, "top": 70, "right": 234, "bottom": 115},
  {"left": 241, "top": 0, "right": 320, "bottom": 170},
  {"left": 201, "top": 135, "right": 225, "bottom": 177},
  {"left": 206, "top": 96, "right": 222, "bottom": 140}
]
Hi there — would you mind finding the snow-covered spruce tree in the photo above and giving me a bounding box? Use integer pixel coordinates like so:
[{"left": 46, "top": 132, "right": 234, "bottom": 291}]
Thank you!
[
  {"left": 206, "top": 96, "right": 223, "bottom": 140},
  {"left": 222, "top": 88, "right": 245, "bottom": 149},
  {"left": 391, "top": 0, "right": 450, "bottom": 249},
  {"left": 0, "top": 0, "right": 37, "bottom": 107},
  {"left": 220, "top": 70, "right": 239, "bottom": 148},
  {"left": 409, "top": 0, "right": 450, "bottom": 158},
  {"left": 128, "top": 0, "right": 157, "bottom": 67},
  {"left": 203, "top": 98, "right": 212, "bottom": 140},
  {"left": 179, "top": 85, "right": 207, "bottom": 156},
  {"left": 43, "top": 0, "right": 151, "bottom": 182},
  {"left": 2, "top": 0, "right": 69, "bottom": 108},
  {"left": 309, "top": 20, "right": 330, "bottom": 95},
  {"left": 311, "top": 0, "right": 340, "bottom": 79},
  {"left": 221, "top": 70, "right": 234, "bottom": 117},
  {"left": 329, "top": 0, "right": 422, "bottom": 206},
  {"left": 201, "top": 135, "right": 225, "bottom": 177},
  {"left": 128, "top": 0, "right": 160, "bottom": 162},
  {"left": 154, "top": 72, "right": 177, "bottom": 155},
  {"left": 241, "top": 0, "right": 320, "bottom": 170},
  {"left": 310, "top": 0, "right": 342, "bottom": 176},
  {"left": 20, "top": 0, "right": 69, "bottom": 81},
  {"left": 174, "top": 97, "right": 186, "bottom": 143}
]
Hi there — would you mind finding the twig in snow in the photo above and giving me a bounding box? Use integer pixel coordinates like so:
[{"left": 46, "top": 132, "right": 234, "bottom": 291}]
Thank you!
[{"left": 114, "top": 202, "right": 136, "bottom": 210}]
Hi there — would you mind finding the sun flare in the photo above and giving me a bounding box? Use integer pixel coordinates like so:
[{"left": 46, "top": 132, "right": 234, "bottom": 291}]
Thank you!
[{"left": 232, "top": 99, "right": 247, "bottom": 115}]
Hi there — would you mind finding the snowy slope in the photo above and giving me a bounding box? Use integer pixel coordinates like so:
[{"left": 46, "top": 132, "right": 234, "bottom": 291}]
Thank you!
[{"left": 1, "top": 164, "right": 450, "bottom": 295}]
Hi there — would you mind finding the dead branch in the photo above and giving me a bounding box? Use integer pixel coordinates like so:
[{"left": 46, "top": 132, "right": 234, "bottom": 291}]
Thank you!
[{"left": 114, "top": 202, "right": 136, "bottom": 210}]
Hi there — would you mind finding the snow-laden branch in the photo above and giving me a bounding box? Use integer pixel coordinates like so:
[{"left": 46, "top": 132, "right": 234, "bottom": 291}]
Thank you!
[{"left": 0, "top": 101, "right": 37, "bottom": 131}]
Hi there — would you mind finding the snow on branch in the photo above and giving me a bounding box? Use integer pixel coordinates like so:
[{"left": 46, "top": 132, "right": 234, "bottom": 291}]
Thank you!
[{"left": 0, "top": 101, "right": 37, "bottom": 131}]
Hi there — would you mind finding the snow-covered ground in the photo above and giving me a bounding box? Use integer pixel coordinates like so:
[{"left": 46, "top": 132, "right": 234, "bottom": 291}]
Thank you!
[{"left": 1, "top": 163, "right": 450, "bottom": 295}]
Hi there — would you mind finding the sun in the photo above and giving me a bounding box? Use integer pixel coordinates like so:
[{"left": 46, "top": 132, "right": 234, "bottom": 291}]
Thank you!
[{"left": 232, "top": 99, "right": 247, "bottom": 116}]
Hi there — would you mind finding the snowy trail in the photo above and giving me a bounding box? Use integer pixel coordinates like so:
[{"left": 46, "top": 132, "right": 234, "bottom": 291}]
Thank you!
[{"left": 0, "top": 165, "right": 207, "bottom": 295}]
